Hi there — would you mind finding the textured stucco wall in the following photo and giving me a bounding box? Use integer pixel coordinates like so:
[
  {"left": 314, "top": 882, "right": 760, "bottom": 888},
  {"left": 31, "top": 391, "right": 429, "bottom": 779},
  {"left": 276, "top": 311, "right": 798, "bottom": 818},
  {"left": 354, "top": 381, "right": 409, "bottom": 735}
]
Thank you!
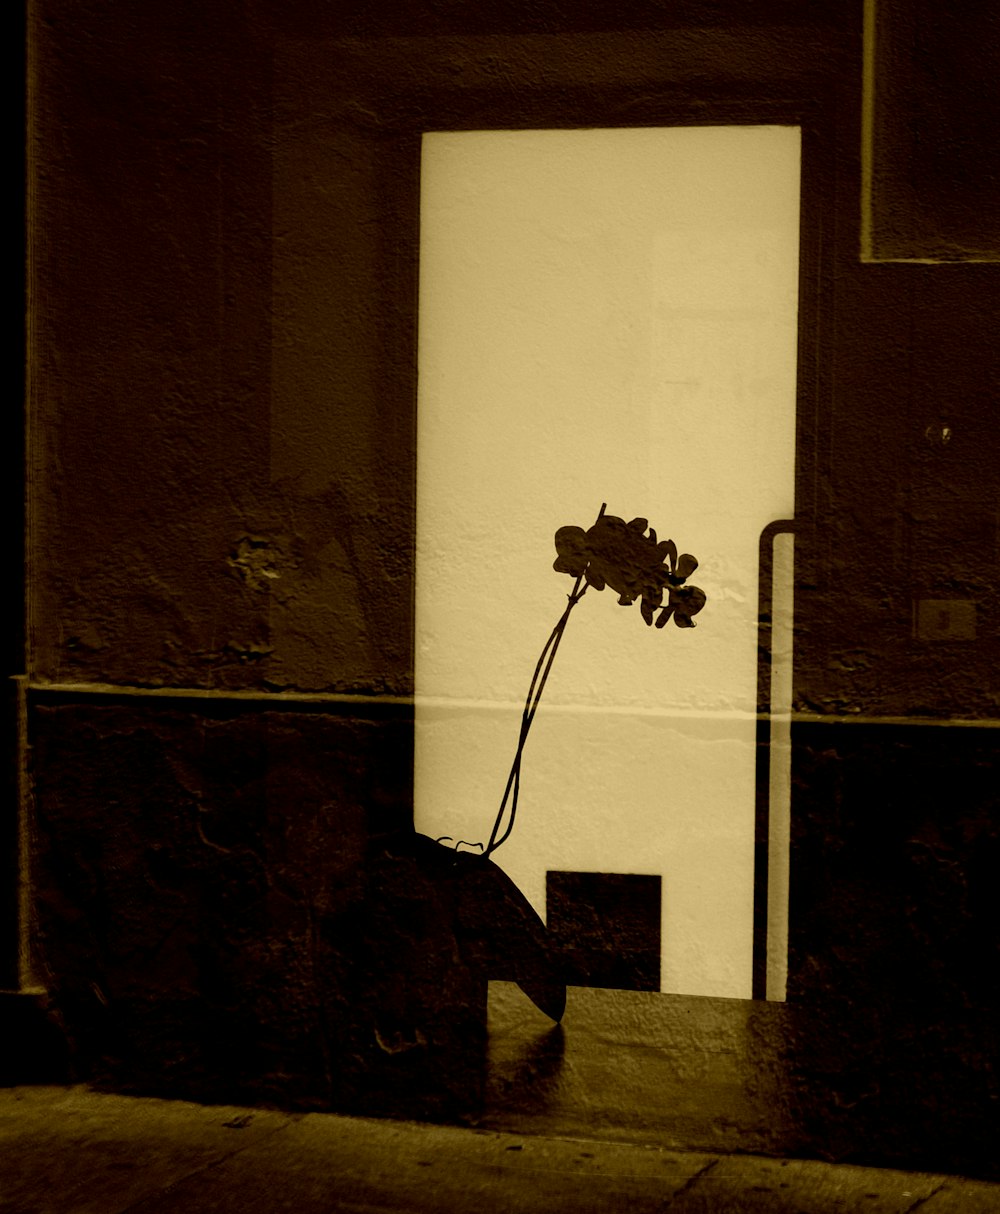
[
  {"left": 22, "top": 0, "right": 999, "bottom": 1169},
  {"left": 28, "top": 5, "right": 998, "bottom": 704},
  {"left": 28, "top": 2, "right": 416, "bottom": 696}
]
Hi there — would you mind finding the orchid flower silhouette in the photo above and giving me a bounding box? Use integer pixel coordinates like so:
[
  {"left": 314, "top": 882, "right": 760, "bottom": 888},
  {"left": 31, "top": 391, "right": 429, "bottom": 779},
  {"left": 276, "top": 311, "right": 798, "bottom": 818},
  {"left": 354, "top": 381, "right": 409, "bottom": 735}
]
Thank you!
[
  {"left": 387, "top": 503, "right": 708, "bottom": 1028},
  {"left": 484, "top": 504, "right": 707, "bottom": 860},
  {"left": 553, "top": 511, "right": 706, "bottom": 629}
]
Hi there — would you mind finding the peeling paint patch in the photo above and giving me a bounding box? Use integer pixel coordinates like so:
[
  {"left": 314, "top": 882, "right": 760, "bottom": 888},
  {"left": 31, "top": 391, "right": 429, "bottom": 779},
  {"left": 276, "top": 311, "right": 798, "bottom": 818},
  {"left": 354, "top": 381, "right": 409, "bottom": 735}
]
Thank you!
[
  {"left": 228, "top": 536, "right": 283, "bottom": 590},
  {"left": 63, "top": 625, "right": 106, "bottom": 653},
  {"left": 222, "top": 641, "right": 274, "bottom": 664}
]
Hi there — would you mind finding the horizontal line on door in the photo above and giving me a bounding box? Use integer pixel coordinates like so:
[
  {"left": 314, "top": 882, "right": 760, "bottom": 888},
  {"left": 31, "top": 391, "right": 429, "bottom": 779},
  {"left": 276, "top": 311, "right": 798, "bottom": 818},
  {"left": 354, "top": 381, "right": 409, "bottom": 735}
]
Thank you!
[{"left": 23, "top": 682, "right": 1000, "bottom": 729}]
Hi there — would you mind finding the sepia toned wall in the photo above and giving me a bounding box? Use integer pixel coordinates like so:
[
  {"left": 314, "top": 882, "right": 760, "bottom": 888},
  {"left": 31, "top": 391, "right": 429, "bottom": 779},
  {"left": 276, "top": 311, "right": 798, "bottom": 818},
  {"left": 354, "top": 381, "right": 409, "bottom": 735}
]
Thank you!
[{"left": 16, "top": 0, "right": 999, "bottom": 1172}]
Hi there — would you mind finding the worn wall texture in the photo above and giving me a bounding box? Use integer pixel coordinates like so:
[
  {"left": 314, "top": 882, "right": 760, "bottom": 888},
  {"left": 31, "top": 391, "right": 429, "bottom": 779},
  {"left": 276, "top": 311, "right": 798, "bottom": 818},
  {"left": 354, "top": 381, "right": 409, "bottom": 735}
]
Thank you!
[{"left": 19, "top": 0, "right": 999, "bottom": 1176}]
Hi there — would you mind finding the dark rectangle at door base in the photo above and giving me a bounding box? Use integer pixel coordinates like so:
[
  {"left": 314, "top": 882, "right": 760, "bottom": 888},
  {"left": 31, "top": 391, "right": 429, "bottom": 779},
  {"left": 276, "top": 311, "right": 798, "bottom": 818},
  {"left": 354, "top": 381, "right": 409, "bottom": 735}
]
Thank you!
[{"left": 546, "top": 871, "right": 661, "bottom": 992}]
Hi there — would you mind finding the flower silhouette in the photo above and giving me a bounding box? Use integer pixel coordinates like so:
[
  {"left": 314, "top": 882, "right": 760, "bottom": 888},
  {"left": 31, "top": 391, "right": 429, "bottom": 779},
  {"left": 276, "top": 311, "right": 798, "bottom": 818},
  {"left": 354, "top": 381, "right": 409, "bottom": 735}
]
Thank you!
[
  {"left": 375, "top": 503, "right": 710, "bottom": 1034},
  {"left": 553, "top": 513, "right": 706, "bottom": 629},
  {"left": 480, "top": 505, "right": 705, "bottom": 867}
]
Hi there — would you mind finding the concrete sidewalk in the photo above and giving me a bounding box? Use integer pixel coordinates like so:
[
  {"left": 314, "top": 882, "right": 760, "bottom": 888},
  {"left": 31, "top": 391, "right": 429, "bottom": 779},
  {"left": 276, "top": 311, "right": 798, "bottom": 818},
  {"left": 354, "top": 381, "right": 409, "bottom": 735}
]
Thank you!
[{"left": 1, "top": 1087, "right": 997, "bottom": 1213}]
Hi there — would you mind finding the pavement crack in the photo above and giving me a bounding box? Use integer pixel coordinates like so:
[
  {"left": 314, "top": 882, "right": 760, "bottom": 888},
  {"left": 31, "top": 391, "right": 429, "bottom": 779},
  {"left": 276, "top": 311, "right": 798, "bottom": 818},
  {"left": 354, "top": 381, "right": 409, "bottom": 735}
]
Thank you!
[
  {"left": 902, "top": 1182, "right": 946, "bottom": 1213},
  {"left": 116, "top": 1117, "right": 300, "bottom": 1213},
  {"left": 664, "top": 1158, "right": 719, "bottom": 1206}
]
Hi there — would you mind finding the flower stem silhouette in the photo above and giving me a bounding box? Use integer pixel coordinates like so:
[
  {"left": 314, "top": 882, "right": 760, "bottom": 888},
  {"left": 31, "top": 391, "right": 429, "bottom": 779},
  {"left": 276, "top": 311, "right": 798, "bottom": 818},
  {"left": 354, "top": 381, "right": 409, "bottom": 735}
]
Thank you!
[
  {"left": 483, "top": 505, "right": 607, "bottom": 858},
  {"left": 482, "top": 502, "right": 706, "bottom": 859}
]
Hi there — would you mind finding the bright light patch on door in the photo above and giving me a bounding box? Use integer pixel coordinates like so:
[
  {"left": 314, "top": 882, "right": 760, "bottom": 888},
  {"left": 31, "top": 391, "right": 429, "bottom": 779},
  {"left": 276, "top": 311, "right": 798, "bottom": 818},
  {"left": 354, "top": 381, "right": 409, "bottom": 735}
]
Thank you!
[{"left": 416, "top": 127, "right": 800, "bottom": 999}]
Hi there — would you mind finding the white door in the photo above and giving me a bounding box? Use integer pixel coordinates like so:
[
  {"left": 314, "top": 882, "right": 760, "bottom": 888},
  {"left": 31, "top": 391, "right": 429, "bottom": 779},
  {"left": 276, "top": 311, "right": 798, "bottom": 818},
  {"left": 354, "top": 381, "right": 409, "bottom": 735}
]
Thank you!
[{"left": 415, "top": 126, "right": 799, "bottom": 1000}]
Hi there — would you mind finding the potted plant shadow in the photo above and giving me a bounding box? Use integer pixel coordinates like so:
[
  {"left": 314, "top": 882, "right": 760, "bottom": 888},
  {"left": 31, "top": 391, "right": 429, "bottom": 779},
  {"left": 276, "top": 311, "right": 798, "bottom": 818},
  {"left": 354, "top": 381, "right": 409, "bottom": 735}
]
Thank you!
[{"left": 343, "top": 505, "right": 706, "bottom": 1119}]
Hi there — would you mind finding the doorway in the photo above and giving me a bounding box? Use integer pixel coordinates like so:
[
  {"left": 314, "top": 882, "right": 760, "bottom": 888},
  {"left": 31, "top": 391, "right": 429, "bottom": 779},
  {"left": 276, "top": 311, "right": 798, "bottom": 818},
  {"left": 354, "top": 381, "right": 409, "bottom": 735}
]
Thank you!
[{"left": 414, "top": 127, "right": 800, "bottom": 999}]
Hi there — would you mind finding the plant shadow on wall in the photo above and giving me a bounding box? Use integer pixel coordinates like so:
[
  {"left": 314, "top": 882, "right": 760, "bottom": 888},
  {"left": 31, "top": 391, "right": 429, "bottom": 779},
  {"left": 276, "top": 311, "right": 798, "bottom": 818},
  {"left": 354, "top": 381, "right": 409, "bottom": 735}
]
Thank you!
[{"left": 344, "top": 505, "right": 706, "bottom": 1120}]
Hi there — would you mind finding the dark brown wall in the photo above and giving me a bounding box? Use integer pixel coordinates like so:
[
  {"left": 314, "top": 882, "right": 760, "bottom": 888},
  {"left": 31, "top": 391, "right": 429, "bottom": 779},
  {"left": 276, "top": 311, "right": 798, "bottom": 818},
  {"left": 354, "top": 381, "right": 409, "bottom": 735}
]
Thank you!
[
  {"left": 30, "top": 1, "right": 271, "bottom": 689},
  {"left": 19, "top": 0, "right": 999, "bottom": 1171},
  {"left": 27, "top": 3, "right": 999, "bottom": 702}
]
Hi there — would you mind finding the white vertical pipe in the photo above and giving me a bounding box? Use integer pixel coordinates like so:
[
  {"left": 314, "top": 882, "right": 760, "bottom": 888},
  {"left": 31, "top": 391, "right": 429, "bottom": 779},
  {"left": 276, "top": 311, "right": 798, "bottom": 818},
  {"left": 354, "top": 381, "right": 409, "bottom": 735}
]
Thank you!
[{"left": 766, "top": 532, "right": 795, "bottom": 1001}]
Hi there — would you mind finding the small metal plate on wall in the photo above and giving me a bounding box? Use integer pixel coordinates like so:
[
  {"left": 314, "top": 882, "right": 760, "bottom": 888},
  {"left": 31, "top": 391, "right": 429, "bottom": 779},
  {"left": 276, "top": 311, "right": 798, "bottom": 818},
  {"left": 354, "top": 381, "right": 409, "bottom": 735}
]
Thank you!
[{"left": 914, "top": 599, "right": 977, "bottom": 641}]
